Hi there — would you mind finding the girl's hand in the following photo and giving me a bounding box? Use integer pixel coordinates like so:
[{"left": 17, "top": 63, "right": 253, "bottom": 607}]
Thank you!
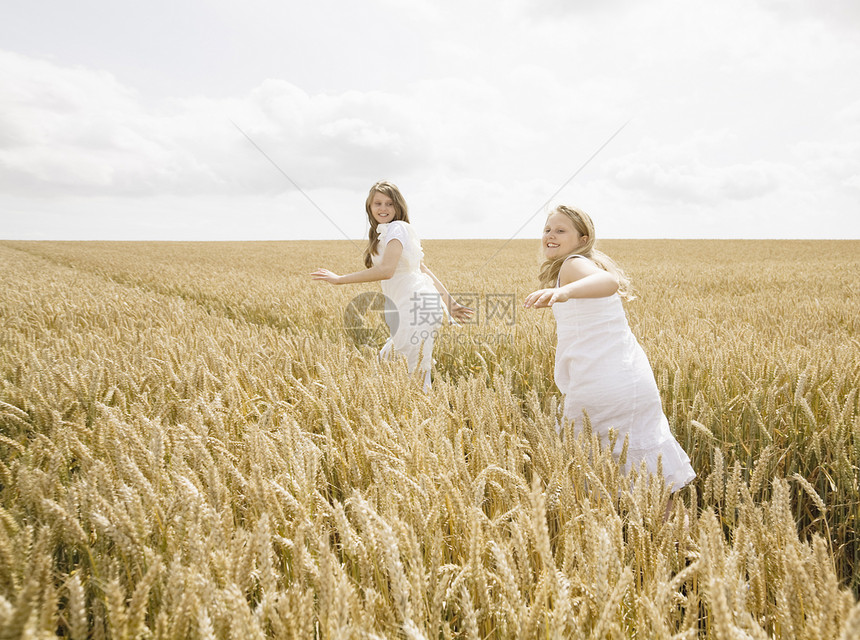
[
  {"left": 449, "top": 301, "right": 474, "bottom": 322},
  {"left": 524, "top": 287, "right": 567, "bottom": 308},
  {"left": 311, "top": 269, "right": 342, "bottom": 284}
]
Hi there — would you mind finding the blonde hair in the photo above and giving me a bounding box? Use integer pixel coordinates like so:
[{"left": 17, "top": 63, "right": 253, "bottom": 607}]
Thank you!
[
  {"left": 538, "top": 205, "right": 634, "bottom": 299},
  {"left": 363, "top": 180, "right": 410, "bottom": 268}
]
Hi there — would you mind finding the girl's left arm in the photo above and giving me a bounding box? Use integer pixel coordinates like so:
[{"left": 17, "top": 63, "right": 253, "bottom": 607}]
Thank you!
[{"left": 420, "top": 262, "right": 474, "bottom": 322}]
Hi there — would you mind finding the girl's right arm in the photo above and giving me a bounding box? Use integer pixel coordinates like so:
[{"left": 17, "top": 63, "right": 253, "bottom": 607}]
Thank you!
[
  {"left": 524, "top": 257, "right": 618, "bottom": 308},
  {"left": 311, "top": 240, "right": 403, "bottom": 285}
]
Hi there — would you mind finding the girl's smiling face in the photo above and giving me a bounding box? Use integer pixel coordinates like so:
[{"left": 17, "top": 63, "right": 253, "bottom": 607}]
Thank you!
[
  {"left": 369, "top": 191, "right": 398, "bottom": 224},
  {"left": 542, "top": 212, "right": 587, "bottom": 260}
]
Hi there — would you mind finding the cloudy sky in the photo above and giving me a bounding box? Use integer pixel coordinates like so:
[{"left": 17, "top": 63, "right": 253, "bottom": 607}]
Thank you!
[{"left": 1, "top": 0, "right": 858, "bottom": 241}]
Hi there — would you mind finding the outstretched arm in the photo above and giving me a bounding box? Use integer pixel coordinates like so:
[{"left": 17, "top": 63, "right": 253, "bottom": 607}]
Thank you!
[
  {"left": 421, "top": 262, "right": 474, "bottom": 322},
  {"left": 524, "top": 257, "right": 618, "bottom": 308},
  {"left": 311, "top": 240, "right": 403, "bottom": 285}
]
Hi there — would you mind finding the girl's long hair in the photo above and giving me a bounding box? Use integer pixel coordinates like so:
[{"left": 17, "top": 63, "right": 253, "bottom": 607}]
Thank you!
[
  {"left": 538, "top": 205, "right": 634, "bottom": 299},
  {"left": 363, "top": 180, "right": 410, "bottom": 268}
]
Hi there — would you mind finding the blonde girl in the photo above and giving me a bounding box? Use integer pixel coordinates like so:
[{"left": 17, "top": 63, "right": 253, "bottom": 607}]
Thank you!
[{"left": 524, "top": 205, "right": 695, "bottom": 492}]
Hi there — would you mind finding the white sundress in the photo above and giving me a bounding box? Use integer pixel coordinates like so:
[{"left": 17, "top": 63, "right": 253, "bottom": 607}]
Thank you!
[
  {"left": 372, "top": 221, "right": 445, "bottom": 390},
  {"left": 552, "top": 256, "right": 696, "bottom": 490}
]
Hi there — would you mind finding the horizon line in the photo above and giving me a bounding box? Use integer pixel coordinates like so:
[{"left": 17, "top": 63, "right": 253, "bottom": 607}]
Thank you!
[{"left": 2, "top": 236, "right": 859, "bottom": 243}]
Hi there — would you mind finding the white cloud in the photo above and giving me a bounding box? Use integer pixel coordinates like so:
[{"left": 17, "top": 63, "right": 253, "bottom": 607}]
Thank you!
[
  {"left": 1, "top": 0, "right": 859, "bottom": 240},
  {"left": 606, "top": 131, "right": 791, "bottom": 205},
  {"left": 0, "top": 57, "right": 431, "bottom": 197},
  {"left": 613, "top": 159, "right": 783, "bottom": 203},
  {"left": 757, "top": 0, "right": 860, "bottom": 30}
]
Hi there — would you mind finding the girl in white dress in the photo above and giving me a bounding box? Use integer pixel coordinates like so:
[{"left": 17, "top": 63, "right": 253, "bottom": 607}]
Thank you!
[
  {"left": 524, "top": 205, "right": 695, "bottom": 492},
  {"left": 312, "top": 181, "right": 472, "bottom": 390}
]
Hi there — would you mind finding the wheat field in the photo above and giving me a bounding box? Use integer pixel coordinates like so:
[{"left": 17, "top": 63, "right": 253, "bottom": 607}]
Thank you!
[{"left": 0, "top": 238, "right": 858, "bottom": 639}]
